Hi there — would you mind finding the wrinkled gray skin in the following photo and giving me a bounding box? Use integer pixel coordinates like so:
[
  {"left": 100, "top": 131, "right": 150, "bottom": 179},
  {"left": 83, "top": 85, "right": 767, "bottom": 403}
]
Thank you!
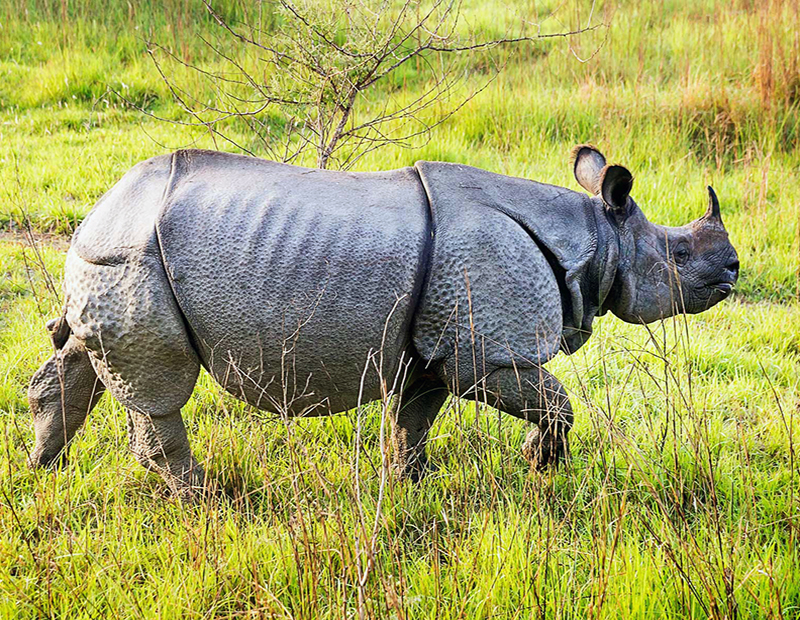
[{"left": 28, "top": 145, "right": 739, "bottom": 497}]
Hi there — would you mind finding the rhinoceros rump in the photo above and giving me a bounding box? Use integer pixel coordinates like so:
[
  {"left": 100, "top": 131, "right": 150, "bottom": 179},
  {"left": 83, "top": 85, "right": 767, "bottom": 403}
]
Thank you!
[{"left": 28, "top": 146, "right": 739, "bottom": 496}]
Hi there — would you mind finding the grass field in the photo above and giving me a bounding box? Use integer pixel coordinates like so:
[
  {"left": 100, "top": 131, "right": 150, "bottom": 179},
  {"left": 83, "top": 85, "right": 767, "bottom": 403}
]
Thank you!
[{"left": 1, "top": 1, "right": 799, "bottom": 618}]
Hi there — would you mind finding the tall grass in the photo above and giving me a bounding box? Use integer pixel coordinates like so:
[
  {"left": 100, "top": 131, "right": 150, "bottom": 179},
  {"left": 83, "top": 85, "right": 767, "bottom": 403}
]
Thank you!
[
  {"left": 1, "top": 238, "right": 797, "bottom": 618},
  {"left": 1, "top": 1, "right": 799, "bottom": 617}
]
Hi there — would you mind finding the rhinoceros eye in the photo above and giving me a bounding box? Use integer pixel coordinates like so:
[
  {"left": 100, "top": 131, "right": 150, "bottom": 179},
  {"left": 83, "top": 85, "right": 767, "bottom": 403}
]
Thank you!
[{"left": 672, "top": 245, "right": 690, "bottom": 266}]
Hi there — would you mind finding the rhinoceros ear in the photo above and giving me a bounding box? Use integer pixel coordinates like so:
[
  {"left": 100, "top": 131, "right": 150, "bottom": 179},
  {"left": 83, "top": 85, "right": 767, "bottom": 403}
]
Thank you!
[
  {"left": 572, "top": 144, "right": 607, "bottom": 194},
  {"left": 599, "top": 164, "right": 633, "bottom": 216}
]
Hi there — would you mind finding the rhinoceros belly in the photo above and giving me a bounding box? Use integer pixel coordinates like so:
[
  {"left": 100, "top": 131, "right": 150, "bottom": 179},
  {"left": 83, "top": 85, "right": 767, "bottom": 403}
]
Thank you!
[{"left": 156, "top": 150, "right": 430, "bottom": 416}]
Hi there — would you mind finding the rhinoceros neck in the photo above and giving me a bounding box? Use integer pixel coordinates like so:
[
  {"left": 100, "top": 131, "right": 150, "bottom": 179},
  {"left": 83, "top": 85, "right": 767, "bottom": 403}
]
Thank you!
[{"left": 591, "top": 197, "right": 622, "bottom": 317}]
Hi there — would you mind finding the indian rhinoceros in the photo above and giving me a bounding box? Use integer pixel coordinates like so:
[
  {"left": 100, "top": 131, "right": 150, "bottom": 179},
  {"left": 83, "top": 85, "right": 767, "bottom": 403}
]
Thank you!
[{"left": 28, "top": 145, "right": 739, "bottom": 496}]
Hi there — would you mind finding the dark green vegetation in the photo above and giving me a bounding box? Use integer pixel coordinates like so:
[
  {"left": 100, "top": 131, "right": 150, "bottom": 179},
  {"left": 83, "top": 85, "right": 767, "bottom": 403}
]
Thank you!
[{"left": 1, "top": 1, "right": 798, "bottom": 618}]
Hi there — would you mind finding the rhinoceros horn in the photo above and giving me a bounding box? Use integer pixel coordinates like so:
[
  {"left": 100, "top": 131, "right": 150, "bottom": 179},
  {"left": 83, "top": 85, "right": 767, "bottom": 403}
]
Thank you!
[{"left": 703, "top": 185, "right": 724, "bottom": 228}]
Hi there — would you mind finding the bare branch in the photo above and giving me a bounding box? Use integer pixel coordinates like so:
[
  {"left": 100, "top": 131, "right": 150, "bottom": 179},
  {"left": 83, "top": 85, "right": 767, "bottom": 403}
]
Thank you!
[{"left": 142, "top": 0, "right": 607, "bottom": 168}]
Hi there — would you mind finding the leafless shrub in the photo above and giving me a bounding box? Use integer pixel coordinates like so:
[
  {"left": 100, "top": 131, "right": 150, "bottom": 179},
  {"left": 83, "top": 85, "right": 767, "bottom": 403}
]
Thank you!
[{"left": 136, "top": 0, "right": 603, "bottom": 169}]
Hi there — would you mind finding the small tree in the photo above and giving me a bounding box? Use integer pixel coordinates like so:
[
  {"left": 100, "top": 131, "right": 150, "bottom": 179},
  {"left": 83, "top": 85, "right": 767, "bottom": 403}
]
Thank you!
[{"left": 143, "top": 0, "right": 603, "bottom": 170}]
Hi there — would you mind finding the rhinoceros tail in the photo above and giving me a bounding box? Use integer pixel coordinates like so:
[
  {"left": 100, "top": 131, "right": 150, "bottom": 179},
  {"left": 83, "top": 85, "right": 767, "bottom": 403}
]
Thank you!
[{"left": 46, "top": 313, "right": 71, "bottom": 350}]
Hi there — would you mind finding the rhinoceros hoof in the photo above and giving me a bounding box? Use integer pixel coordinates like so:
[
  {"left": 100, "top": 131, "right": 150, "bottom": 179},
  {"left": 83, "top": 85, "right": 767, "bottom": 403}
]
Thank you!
[
  {"left": 521, "top": 426, "right": 567, "bottom": 471},
  {"left": 392, "top": 457, "right": 437, "bottom": 483},
  {"left": 28, "top": 447, "right": 68, "bottom": 471}
]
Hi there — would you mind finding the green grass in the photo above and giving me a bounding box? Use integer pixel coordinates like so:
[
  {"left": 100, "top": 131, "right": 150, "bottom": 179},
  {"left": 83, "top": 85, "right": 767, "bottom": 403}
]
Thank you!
[{"left": 1, "top": 1, "right": 799, "bottom": 618}]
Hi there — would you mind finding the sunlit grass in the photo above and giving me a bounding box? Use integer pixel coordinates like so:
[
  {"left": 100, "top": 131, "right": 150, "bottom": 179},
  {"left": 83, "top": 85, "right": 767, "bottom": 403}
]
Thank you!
[
  {"left": 1, "top": 0, "right": 799, "bottom": 617},
  {"left": 1, "top": 237, "right": 798, "bottom": 618}
]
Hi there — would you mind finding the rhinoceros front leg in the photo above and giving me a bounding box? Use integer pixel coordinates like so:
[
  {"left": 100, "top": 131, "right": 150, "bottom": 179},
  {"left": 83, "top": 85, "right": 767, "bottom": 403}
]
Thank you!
[
  {"left": 391, "top": 378, "right": 449, "bottom": 481},
  {"left": 464, "top": 365, "right": 573, "bottom": 470}
]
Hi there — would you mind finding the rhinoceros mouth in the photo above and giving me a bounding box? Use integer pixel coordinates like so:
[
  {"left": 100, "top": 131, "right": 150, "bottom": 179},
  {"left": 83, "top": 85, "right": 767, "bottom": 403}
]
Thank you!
[{"left": 710, "top": 281, "right": 734, "bottom": 296}]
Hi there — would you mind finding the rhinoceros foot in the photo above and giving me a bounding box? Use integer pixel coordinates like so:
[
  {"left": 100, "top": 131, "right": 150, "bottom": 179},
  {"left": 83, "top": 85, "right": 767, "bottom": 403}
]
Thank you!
[
  {"left": 521, "top": 425, "right": 568, "bottom": 471},
  {"left": 392, "top": 457, "right": 438, "bottom": 483}
]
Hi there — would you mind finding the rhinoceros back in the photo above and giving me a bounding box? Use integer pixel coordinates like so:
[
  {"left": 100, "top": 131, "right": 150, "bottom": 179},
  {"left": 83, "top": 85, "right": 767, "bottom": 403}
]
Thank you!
[{"left": 156, "top": 150, "right": 429, "bottom": 415}]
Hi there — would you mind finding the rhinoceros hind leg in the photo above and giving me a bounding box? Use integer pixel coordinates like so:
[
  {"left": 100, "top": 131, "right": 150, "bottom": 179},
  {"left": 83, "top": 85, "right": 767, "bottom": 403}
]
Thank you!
[
  {"left": 391, "top": 378, "right": 449, "bottom": 482},
  {"left": 124, "top": 406, "right": 204, "bottom": 498},
  {"left": 65, "top": 250, "right": 205, "bottom": 498},
  {"left": 86, "top": 342, "right": 203, "bottom": 499},
  {"left": 28, "top": 336, "right": 106, "bottom": 468}
]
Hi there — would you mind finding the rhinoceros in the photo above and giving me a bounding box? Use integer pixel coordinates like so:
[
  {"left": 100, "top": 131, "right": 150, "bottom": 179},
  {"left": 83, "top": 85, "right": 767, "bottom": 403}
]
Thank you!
[{"left": 28, "top": 145, "right": 739, "bottom": 496}]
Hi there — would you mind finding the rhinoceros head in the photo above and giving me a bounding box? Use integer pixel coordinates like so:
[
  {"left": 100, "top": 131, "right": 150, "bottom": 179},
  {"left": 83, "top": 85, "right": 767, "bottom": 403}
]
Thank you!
[{"left": 573, "top": 145, "right": 739, "bottom": 324}]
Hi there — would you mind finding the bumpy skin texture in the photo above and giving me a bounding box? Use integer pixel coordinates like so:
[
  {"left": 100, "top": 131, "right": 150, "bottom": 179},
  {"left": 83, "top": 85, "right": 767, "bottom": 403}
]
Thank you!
[
  {"left": 63, "top": 155, "right": 204, "bottom": 495},
  {"left": 414, "top": 162, "right": 614, "bottom": 364},
  {"left": 157, "top": 150, "right": 430, "bottom": 416},
  {"left": 28, "top": 146, "right": 738, "bottom": 495}
]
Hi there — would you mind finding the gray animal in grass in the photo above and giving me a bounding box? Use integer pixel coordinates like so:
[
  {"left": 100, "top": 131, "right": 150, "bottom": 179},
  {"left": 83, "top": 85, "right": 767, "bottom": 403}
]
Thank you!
[{"left": 28, "top": 145, "right": 739, "bottom": 496}]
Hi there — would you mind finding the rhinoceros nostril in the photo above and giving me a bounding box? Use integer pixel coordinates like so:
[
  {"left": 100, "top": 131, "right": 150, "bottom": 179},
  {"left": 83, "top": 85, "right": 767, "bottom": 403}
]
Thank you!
[{"left": 727, "top": 259, "right": 740, "bottom": 276}]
